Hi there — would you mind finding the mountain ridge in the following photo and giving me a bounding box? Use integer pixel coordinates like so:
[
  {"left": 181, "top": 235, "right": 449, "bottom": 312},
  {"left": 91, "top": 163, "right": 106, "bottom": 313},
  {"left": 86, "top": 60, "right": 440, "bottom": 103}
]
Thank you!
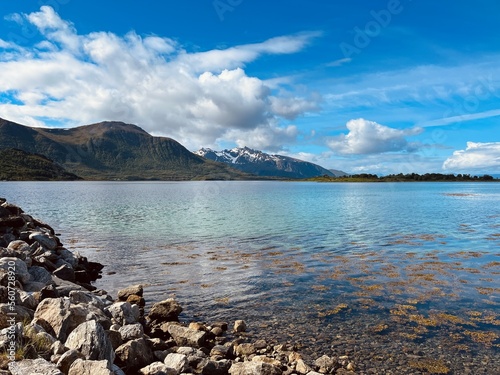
[
  {"left": 0, "top": 118, "right": 247, "bottom": 180},
  {"left": 195, "top": 146, "right": 337, "bottom": 179}
]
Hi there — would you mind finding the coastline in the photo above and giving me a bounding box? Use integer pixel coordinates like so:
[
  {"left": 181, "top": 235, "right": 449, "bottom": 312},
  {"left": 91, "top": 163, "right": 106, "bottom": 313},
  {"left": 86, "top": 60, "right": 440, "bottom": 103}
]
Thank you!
[{"left": 0, "top": 198, "right": 359, "bottom": 375}]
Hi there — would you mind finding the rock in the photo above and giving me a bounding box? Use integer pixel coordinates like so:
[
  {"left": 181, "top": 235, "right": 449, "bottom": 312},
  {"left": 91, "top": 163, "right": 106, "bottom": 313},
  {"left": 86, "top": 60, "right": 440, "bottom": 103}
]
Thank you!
[
  {"left": 212, "top": 322, "right": 228, "bottom": 331},
  {"left": 117, "top": 284, "right": 143, "bottom": 300},
  {"left": 168, "top": 324, "right": 207, "bottom": 348},
  {"left": 0, "top": 257, "right": 31, "bottom": 284},
  {"left": 164, "top": 353, "right": 189, "bottom": 373},
  {"left": 210, "top": 345, "right": 233, "bottom": 360},
  {"left": 68, "top": 359, "right": 113, "bottom": 375},
  {"left": 7, "top": 240, "right": 31, "bottom": 257},
  {"left": 69, "top": 290, "right": 106, "bottom": 310},
  {"left": 211, "top": 327, "right": 224, "bottom": 337},
  {"left": 139, "top": 362, "right": 177, "bottom": 375},
  {"left": 127, "top": 294, "right": 146, "bottom": 307},
  {"left": 24, "top": 281, "right": 50, "bottom": 292},
  {"left": 119, "top": 323, "right": 144, "bottom": 341},
  {"left": 65, "top": 320, "right": 115, "bottom": 363},
  {"left": 200, "top": 359, "right": 232, "bottom": 375},
  {"left": 0, "top": 303, "right": 34, "bottom": 329},
  {"left": 235, "top": 343, "right": 256, "bottom": 357},
  {"left": 148, "top": 298, "right": 182, "bottom": 322},
  {"left": 233, "top": 320, "right": 247, "bottom": 333},
  {"left": 115, "top": 338, "right": 155, "bottom": 372},
  {"left": 106, "top": 301, "right": 139, "bottom": 325},
  {"left": 295, "top": 359, "right": 312, "bottom": 374},
  {"left": 305, "top": 372, "right": 323, "bottom": 375},
  {"left": 18, "top": 290, "right": 38, "bottom": 310},
  {"left": 33, "top": 297, "right": 110, "bottom": 341},
  {"left": 29, "top": 232, "right": 58, "bottom": 250},
  {"left": 56, "top": 349, "right": 84, "bottom": 374},
  {"left": 189, "top": 322, "right": 207, "bottom": 331},
  {"left": 50, "top": 275, "right": 83, "bottom": 296},
  {"left": 53, "top": 264, "right": 75, "bottom": 282},
  {"left": 106, "top": 329, "right": 123, "bottom": 350},
  {"left": 56, "top": 248, "right": 79, "bottom": 268},
  {"left": 0, "top": 216, "right": 25, "bottom": 228},
  {"left": 314, "top": 355, "right": 336, "bottom": 374},
  {"left": 229, "top": 361, "right": 282, "bottom": 375},
  {"left": 51, "top": 340, "right": 67, "bottom": 355},
  {"left": 8, "top": 358, "right": 63, "bottom": 375},
  {"left": 64, "top": 320, "right": 115, "bottom": 363},
  {"left": 111, "top": 364, "right": 126, "bottom": 375},
  {"left": 252, "top": 356, "right": 282, "bottom": 367}
]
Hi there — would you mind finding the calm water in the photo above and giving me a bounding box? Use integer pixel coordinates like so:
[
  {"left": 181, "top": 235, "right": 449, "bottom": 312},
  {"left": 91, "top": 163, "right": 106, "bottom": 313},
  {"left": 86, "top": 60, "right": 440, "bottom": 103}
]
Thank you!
[{"left": 1, "top": 181, "right": 499, "bottom": 370}]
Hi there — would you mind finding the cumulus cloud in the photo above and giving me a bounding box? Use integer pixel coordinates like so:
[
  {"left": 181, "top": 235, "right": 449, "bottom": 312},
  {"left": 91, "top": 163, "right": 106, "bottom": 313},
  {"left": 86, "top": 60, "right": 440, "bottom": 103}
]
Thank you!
[
  {"left": 443, "top": 142, "right": 500, "bottom": 171},
  {"left": 326, "top": 118, "right": 423, "bottom": 155},
  {"left": 0, "top": 6, "right": 320, "bottom": 150}
]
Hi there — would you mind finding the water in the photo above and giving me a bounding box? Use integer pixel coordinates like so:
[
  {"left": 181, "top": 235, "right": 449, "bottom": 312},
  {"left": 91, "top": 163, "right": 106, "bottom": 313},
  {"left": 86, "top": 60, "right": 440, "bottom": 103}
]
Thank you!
[{"left": 1, "top": 181, "right": 499, "bottom": 372}]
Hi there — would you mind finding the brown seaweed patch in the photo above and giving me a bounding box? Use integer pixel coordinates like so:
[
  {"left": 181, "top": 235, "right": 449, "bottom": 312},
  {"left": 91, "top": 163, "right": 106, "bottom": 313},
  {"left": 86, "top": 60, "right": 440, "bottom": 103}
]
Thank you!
[
  {"left": 463, "top": 330, "right": 499, "bottom": 347},
  {"left": 409, "top": 358, "right": 450, "bottom": 374},
  {"left": 318, "top": 303, "right": 349, "bottom": 317}
]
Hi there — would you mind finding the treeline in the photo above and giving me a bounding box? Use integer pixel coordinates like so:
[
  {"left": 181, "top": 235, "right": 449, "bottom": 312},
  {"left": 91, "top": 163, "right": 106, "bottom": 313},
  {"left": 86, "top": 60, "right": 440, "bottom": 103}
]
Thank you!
[{"left": 316, "top": 173, "right": 496, "bottom": 182}]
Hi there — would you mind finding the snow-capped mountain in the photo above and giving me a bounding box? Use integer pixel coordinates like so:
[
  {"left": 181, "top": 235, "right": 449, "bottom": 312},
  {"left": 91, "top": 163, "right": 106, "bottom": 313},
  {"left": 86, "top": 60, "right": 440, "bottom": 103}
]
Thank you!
[{"left": 194, "top": 147, "right": 338, "bottom": 179}]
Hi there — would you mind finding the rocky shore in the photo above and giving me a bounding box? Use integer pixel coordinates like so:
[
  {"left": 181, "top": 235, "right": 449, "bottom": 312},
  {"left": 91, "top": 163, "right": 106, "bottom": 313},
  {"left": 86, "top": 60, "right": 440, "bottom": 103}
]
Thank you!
[{"left": 0, "top": 199, "right": 358, "bottom": 375}]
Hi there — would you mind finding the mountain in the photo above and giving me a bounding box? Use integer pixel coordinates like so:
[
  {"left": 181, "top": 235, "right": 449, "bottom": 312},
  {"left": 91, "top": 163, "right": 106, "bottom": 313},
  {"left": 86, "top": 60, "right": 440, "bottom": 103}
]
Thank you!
[
  {"left": 0, "top": 118, "right": 247, "bottom": 180},
  {"left": 0, "top": 148, "right": 82, "bottom": 181},
  {"left": 194, "top": 147, "right": 334, "bottom": 179}
]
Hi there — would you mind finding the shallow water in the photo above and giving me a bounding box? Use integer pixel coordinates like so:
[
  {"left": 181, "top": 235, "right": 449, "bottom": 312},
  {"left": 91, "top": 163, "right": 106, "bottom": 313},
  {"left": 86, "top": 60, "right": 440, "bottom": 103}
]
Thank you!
[{"left": 1, "top": 181, "right": 499, "bottom": 373}]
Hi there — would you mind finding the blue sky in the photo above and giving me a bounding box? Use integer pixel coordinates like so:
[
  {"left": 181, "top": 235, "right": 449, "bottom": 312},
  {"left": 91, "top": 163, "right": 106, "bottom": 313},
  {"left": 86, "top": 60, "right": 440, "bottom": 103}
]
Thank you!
[{"left": 1, "top": 0, "right": 499, "bottom": 174}]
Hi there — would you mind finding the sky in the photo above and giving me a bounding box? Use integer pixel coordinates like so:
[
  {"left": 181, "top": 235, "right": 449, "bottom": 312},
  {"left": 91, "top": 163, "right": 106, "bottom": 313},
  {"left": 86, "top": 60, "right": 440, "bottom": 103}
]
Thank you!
[{"left": 0, "top": 0, "right": 499, "bottom": 175}]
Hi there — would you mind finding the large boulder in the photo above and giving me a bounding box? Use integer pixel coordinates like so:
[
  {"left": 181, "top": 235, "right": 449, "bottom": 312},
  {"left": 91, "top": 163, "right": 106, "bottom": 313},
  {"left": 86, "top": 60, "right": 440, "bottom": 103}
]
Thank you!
[
  {"left": 56, "top": 349, "right": 84, "bottom": 374},
  {"left": 119, "top": 323, "right": 144, "bottom": 342},
  {"left": 8, "top": 358, "right": 63, "bottom": 375},
  {"left": 7, "top": 240, "right": 31, "bottom": 258},
  {"left": 0, "top": 257, "right": 31, "bottom": 284},
  {"left": 148, "top": 298, "right": 182, "bottom": 322},
  {"left": 115, "top": 338, "right": 155, "bottom": 372},
  {"left": 163, "top": 353, "right": 188, "bottom": 373},
  {"left": 117, "top": 284, "right": 143, "bottom": 300},
  {"left": 29, "top": 232, "right": 58, "bottom": 250},
  {"left": 139, "top": 362, "right": 177, "bottom": 375},
  {"left": 33, "top": 297, "right": 110, "bottom": 341},
  {"left": 229, "top": 362, "right": 282, "bottom": 375},
  {"left": 68, "top": 359, "right": 113, "bottom": 375},
  {"left": 28, "top": 266, "right": 53, "bottom": 284},
  {"left": 106, "top": 301, "right": 140, "bottom": 326},
  {"left": 167, "top": 324, "right": 206, "bottom": 348},
  {"left": 64, "top": 320, "right": 115, "bottom": 363}
]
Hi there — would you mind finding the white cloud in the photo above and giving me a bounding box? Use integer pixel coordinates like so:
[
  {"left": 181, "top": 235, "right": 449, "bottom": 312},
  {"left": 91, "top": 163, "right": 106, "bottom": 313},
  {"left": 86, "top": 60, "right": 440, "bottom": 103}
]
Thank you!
[
  {"left": 327, "top": 118, "right": 423, "bottom": 155},
  {"left": 0, "top": 7, "right": 320, "bottom": 150},
  {"left": 443, "top": 142, "right": 500, "bottom": 171}
]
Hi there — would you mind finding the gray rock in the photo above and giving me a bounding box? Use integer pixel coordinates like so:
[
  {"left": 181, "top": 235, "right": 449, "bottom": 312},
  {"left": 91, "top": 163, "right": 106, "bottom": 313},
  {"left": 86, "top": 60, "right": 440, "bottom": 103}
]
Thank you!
[
  {"left": 210, "top": 345, "right": 232, "bottom": 360},
  {"left": 69, "top": 290, "right": 106, "bottom": 310},
  {"left": 229, "top": 362, "right": 282, "bottom": 375},
  {"left": 8, "top": 358, "right": 63, "bottom": 375},
  {"left": 168, "top": 324, "right": 207, "bottom": 348},
  {"left": 68, "top": 359, "right": 113, "bottom": 375},
  {"left": 53, "top": 264, "right": 75, "bottom": 282},
  {"left": 314, "top": 355, "right": 336, "bottom": 374},
  {"left": 115, "top": 338, "right": 155, "bottom": 372},
  {"left": 119, "top": 323, "right": 144, "bottom": 341},
  {"left": 233, "top": 320, "right": 247, "bottom": 333},
  {"left": 200, "top": 359, "right": 232, "bottom": 375},
  {"left": 51, "top": 275, "right": 84, "bottom": 296},
  {"left": 117, "top": 284, "right": 143, "bottom": 300},
  {"left": 0, "top": 257, "right": 31, "bottom": 284},
  {"left": 106, "top": 301, "right": 139, "bottom": 325},
  {"left": 56, "top": 349, "right": 84, "bottom": 374},
  {"left": 65, "top": 320, "right": 115, "bottom": 363},
  {"left": 148, "top": 298, "right": 182, "bottom": 322},
  {"left": 164, "top": 353, "right": 189, "bottom": 373},
  {"left": 111, "top": 364, "right": 127, "bottom": 375},
  {"left": 51, "top": 340, "right": 67, "bottom": 355},
  {"left": 33, "top": 297, "right": 107, "bottom": 341},
  {"left": 29, "top": 232, "right": 58, "bottom": 250},
  {"left": 139, "top": 362, "right": 177, "bottom": 375},
  {"left": 56, "top": 248, "right": 79, "bottom": 268},
  {"left": 23, "top": 281, "right": 48, "bottom": 292},
  {"left": 18, "top": 290, "right": 38, "bottom": 310}
]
